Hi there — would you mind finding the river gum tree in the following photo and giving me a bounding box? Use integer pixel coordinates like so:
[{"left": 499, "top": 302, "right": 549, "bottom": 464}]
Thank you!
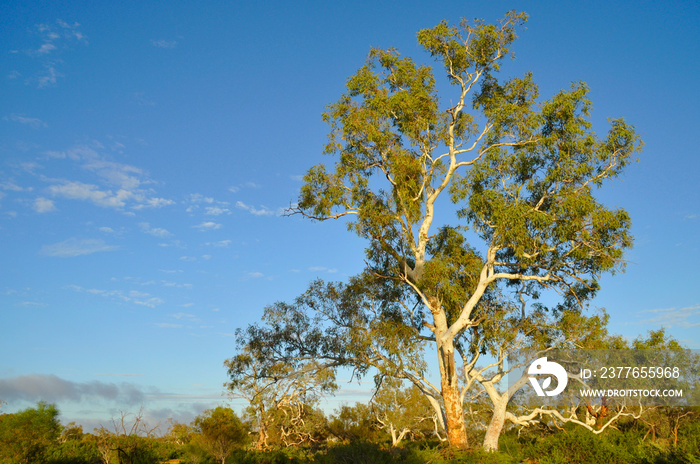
[{"left": 289, "top": 11, "right": 641, "bottom": 448}]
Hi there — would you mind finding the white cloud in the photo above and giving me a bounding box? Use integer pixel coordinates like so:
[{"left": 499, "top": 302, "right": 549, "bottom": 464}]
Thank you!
[
  {"left": 19, "top": 20, "right": 86, "bottom": 88},
  {"left": 309, "top": 266, "right": 338, "bottom": 273},
  {"left": 638, "top": 304, "right": 700, "bottom": 328},
  {"left": 33, "top": 197, "right": 56, "bottom": 213},
  {"left": 188, "top": 193, "right": 215, "bottom": 204},
  {"left": 133, "top": 297, "right": 165, "bottom": 308},
  {"left": 41, "top": 238, "right": 118, "bottom": 257},
  {"left": 49, "top": 181, "right": 132, "bottom": 209},
  {"left": 194, "top": 221, "right": 222, "bottom": 231},
  {"left": 41, "top": 144, "right": 174, "bottom": 210},
  {"left": 0, "top": 181, "right": 30, "bottom": 192},
  {"left": 37, "top": 65, "right": 59, "bottom": 88},
  {"left": 248, "top": 271, "right": 264, "bottom": 278},
  {"left": 235, "top": 201, "right": 274, "bottom": 216},
  {"left": 67, "top": 284, "right": 163, "bottom": 308},
  {"left": 37, "top": 43, "right": 57, "bottom": 54},
  {"left": 206, "top": 240, "right": 231, "bottom": 248},
  {"left": 4, "top": 114, "right": 47, "bottom": 128},
  {"left": 135, "top": 197, "right": 175, "bottom": 209},
  {"left": 204, "top": 206, "right": 231, "bottom": 216},
  {"left": 139, "top": 222, "right": 172, "bottom": 238},
  {"left": 229, "top": 182, "right": 261, "bottom": 193},
  {"left": 185, "top": 194, "right": 229, "bottom": 214},
  {"left": 151, "top": 39, "right": 178, "bottom": 48}
]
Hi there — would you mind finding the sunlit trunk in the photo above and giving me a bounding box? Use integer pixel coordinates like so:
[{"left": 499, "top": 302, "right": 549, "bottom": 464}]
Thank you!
[
  {"left": 437, "top": 340, "right": 468, "bottom": 448},
  {"left": 483, "top": 397, "right": 508, "bottom": 451}
]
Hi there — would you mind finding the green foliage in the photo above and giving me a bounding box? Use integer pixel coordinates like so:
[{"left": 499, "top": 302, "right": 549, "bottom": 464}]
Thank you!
[
  {"left": 328, "top": 402, "right": 382, "bottom": 443},
  {"left": 47, "top": 431, "right": 101, "bottom": 464},
  {"left": 316, "top": 441, "right": 409, "bottom": 464},
  {"left": 193, "top": 406, "right": 249, "bottom": 464},
  {"left": 371, "top": 377, "right": 437, "bottom": 446},
  {"left": 225, "top": 337, "right": 336, "bottom": 450},
  {"left": 0, "top": 401, "right": 61, "bottom": 464},
  {"left": 11, "top": 412, "right": 695, "bottom": 464},
  {"left": 524, "top": 427, "right": 637, "bottom": 464}
]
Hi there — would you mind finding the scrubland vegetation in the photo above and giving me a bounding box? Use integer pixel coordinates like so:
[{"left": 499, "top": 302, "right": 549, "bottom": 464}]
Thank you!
[{"left": 1, "top": 399, "right": 698, "bottom": 464}]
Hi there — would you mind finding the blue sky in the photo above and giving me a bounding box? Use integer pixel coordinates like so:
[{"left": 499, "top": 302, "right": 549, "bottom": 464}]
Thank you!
[{"left": 1, "top": 1, "right": 698, "bottom": 430}]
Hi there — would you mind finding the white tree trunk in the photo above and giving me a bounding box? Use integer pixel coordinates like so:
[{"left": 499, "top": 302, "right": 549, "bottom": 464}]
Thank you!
[{"left": 483, "top": 396, "right": 508, "bottom": 451}]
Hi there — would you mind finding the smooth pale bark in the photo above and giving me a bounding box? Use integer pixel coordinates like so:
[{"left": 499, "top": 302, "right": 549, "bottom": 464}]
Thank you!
[{"left": 483, "top": 397, "right": 508, "bottom": 451}]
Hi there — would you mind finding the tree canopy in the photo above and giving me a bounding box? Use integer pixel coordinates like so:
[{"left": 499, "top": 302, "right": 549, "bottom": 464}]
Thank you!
[{"left": 239, "top": 10, "right": 642, "bottom": 450}]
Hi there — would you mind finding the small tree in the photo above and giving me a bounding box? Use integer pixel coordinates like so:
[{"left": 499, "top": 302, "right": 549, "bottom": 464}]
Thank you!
[
  {"left": 371, "top": 377, "right": 435, "bottom": 446},
  {"left": 329, "top": 402, "right": 381, "bottom": 443},
  {"left": 631, "top": 329, "right": 700, "bottom": 447},
  {"left": 192, "top": 406, "right": 248, "bottom": 464},
  {"left": 0, "top": 401, "right": 61, "bottom": 464},
  {"left": 100, "top": 409, "right": 160, "bottom": 464},
  {"left": 225, "top": 322, "right": 337, "bottom": 449}
]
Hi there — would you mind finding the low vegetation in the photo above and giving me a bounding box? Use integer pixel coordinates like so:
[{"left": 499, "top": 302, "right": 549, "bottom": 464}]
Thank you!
[{"left": 1, "top": 399, "right": 698, "bottom": 464}]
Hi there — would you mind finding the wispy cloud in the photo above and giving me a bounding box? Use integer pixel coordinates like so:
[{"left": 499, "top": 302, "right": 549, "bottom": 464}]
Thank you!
[
  {"left": 49, "top": 181, "right": 132, "bottom": 209},
  {"left": 155, "top": 323, "right": 183, "bottom": 328},
  {"left": 309, "top": 266, "right": 338, "bottom": 274},
  {"left": 33, "top": 197, "right": 56, "bottom": 213},
  {"left": 37, "top": 65, "right": 59, "bottom": 88},
  {"left": 131, "top": 92, "right": 156, "bottom": 107},
  {"left": 41, "top": 238, "right": 118, "bottom": 257},
  {"left": 1, "top": 181, "right": 32, "bottom": 192},
  {"left": 235, "top": 201, "right": 274, "bottom": 216},
  {"left": 139, "top": 222, "right": 173, "bottom": 238},
  {"left": 41, "top": 143, "right": 174, "bottom": 211},
  {"left": 151, "top": 39, "right": 178, "bottom": 48},
  {"left": 67, "top": 284, "right": 164, "bottom": 308},
  {"left": 206, "top": 240, "right": 231, "bottom": 248},
  {"left": 3, "top": 113, "right": 47, "bottom": 128},
  {"left": 185, "top": 193, "right": 229, "bottom": 214},
  {"left": 19, "top": 20, "right": 88, "bottom": 88},
  {"left": 204, "top": 206, "right": 231, "bottom": 216},
  {"left": 638, "top": 304, "right": 700, "bottom": 328},
  {"left": 228, "top": 182, "right": 260, "bottom": 193},
  {"left": 194, "top": 221, "right": 222, "bottom": 231}
]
